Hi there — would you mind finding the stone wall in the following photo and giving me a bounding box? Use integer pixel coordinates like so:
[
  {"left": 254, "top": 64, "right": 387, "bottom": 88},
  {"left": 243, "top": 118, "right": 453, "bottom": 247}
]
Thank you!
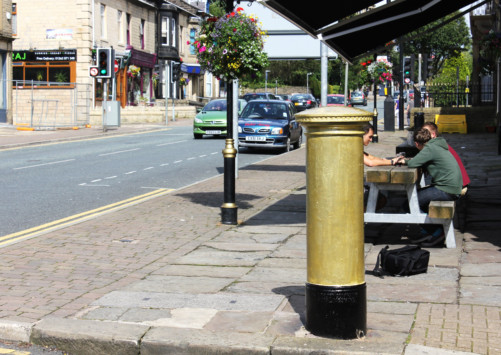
[
  {"left": 89, "top": 105, "right": 196, "bottom": 126},
  {"left": 410, "top": 106, "right": 497, "bottom": 133}
]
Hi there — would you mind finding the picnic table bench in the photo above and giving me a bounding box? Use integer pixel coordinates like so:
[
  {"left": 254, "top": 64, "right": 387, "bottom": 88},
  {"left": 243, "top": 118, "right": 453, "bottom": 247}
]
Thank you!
[{"left": 364, "top": 165, "right": 456, "bottom": 248}]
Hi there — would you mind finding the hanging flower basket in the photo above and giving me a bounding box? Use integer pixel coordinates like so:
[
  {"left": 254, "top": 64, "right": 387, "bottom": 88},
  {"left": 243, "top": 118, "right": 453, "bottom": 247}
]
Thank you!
[
  {"left": 480, "top": 30, "right": 501, "bottom": 74},
  {"left": 367, "top": 61, "right": 393, "bottom": 83},
  {"left": 190, "top": 7, "right": 268, "bottom": 80},
  {"left": 179, "top": 77, "right": 190, "bottom": 86},
  {"left": 127, "top": 65, "right": 140, "bottom": 78}
]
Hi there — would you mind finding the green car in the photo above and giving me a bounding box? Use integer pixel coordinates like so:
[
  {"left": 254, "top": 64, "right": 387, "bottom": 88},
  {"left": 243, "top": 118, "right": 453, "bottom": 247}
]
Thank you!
[{"left": 193, "top": 99, "right": 247, "bottom": 139}]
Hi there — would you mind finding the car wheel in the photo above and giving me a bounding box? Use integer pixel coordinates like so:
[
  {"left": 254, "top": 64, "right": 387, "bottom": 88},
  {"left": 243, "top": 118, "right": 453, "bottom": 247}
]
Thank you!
[
  {"left": 284, "top": 137, "right": 291, "bottom": 153},
  {"left": 194, "top": 133, "right": 203, "bottom": 139},
  {"left": 293, "top": 131, "right": 303, "bottom": 149},
  {"left": 364, "top": 100, "right": 367, "bottom": 106}
]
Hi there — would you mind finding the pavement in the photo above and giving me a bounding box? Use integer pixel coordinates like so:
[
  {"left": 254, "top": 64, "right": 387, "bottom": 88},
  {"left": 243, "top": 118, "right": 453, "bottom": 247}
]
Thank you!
[{"left": 0, "top": 119, "right": 501, "bottom": 355}]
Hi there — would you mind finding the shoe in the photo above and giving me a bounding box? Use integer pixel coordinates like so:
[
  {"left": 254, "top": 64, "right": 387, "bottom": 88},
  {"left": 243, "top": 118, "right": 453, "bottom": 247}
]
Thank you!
[{"left": 420, "top": 234, "right": 445, "bottom": 247}]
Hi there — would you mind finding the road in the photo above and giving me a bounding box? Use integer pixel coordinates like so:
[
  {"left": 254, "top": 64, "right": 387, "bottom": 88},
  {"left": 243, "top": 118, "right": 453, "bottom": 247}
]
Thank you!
[{"left": 0, "top": 126, "right": 287, "bottom": 240}]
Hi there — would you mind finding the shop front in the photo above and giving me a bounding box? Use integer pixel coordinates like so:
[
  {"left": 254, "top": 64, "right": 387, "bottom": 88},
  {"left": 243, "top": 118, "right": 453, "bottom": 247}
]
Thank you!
[
  {"left": 180, "top": 62, "right": 204, "bottom": 100},
  {"left": 115, "top": 47, "right": 157, "bottom": 108}
]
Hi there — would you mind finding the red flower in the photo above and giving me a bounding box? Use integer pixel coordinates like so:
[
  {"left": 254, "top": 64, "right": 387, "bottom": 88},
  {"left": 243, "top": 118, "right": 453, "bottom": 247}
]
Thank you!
[
  {"left": 233, "top": 28, "right": 237, "bottom": 32},
  {"left": 361, "top": 62, "right": 367, "bottom": 66},
  {"left": 236, "top": 7, "right": 244, "bottom": 12}
]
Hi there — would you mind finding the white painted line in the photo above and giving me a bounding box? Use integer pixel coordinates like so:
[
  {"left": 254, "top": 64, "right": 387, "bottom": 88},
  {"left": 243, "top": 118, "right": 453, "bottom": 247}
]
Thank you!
[
  {"left": 160, "top": 163, "right": 169, "bottom": 166},
  {"left": 187, "top": 157, "right": 195, "bottom": 160},
  {"left": 199, "top": 155, "right": 207, "bottom": 158},
  {"left": 105, "top": 176, "right": 117, "bottom": 179},
  {"left": 144, "top": 167, "right": 154, "bottom": 170},
  {"left": 173, "top": 160, "right": 182, "bottom": 164},
  {"left": 14, "top": 159, "right": 76, "bottom": 170},
  {"left": 91, "top": 179, "right": 102, "bottom": 182},
  {"left": 156, "top": 140, "right": 188, "bottom": 146},
  {"left": 211, "top": 152, "right": 218, "bottom": 155},
  {"left": 99, "top": 148, "right": 140, "bottom": 156},
  {"left": 125, "top": 171, "right": 136, "bottom": 175}
]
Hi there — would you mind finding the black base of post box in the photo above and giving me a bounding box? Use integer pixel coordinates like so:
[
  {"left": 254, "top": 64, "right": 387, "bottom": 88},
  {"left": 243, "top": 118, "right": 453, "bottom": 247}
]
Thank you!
[{"left": 305, "top": 282, "right": 366, "bottom": 339}]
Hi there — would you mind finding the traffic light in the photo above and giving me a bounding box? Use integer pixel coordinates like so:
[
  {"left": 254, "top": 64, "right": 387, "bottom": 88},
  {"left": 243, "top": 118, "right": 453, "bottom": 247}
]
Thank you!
[
  {"left": 171, "top": 62, "right": 181, "bottom": 82},
  {"left": 426, "top": 55, "right": 433, "bottom": 78},
  {"left": 403, "top": 56, "right": 411, "bottom": 82},
  {"left": 96, "top": 48, "right": 113, "bottom": 78}
]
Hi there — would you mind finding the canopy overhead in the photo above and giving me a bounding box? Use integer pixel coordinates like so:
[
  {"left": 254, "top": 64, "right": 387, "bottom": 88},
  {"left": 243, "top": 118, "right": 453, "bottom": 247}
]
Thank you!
[{"left": 261, "top": 0, "right": 486, "bottom": 62}]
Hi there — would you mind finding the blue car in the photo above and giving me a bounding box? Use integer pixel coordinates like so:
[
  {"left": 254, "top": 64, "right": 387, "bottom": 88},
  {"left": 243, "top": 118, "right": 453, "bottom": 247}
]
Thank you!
[{"left": 237, "top": 100, "right": 302, "bottom": 152}]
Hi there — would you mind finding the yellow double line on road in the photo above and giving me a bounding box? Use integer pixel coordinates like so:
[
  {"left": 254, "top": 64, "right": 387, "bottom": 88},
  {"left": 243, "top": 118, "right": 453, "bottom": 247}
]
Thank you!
[{"left": 0, "top": 188, "right": 174, "bottom": 248}]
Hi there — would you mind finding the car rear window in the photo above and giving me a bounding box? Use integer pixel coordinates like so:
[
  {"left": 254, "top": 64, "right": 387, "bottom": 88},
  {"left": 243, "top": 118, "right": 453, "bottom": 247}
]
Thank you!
[
  {"left": 327, "top": 96, "right": 344, "bottom": 104},
  {"left": 292, "top": 94, "right": 309, "bottom": 100}
]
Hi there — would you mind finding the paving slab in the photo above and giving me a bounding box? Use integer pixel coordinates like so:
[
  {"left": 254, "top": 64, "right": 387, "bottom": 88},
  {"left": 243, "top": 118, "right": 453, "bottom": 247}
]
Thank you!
[
  {"left": 123, "top": 275, "right": 235, "bottom": 293},
  {"left": 92, "top": 291, "right": 285, "bottom": 312},
  {"left": 173, "top": 246, "right": 271, "bottom": 266},
  {"left": 459, "top": 285, "right": 501, "bottom": 306},
  {"left": 153, "top": 264, "right": 251, "bottom": 278}
]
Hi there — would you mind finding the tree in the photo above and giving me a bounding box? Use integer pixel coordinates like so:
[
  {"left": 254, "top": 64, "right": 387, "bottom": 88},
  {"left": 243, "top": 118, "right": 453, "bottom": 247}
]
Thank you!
[
  {"left": 405, "top": 12, "right": 471, "bottom": 78},
  {"left": 434, "top": 51, "right": 472, "bottom": 83}
]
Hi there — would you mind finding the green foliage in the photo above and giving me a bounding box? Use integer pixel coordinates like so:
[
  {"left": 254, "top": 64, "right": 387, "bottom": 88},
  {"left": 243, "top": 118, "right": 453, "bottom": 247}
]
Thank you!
[
  {"left": 434, "top": 52, "right": 471, "bottom": 83},
  {"left": 406, "top": 12, "right": 471, "bottom": 77},
  {"left": 208, "top": 0, "right": 226, "bottom": 17}
]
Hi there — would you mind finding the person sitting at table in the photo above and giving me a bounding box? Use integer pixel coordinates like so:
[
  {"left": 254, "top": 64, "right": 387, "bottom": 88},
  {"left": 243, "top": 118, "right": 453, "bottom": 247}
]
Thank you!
[
  {"left": 402, "top": 128, "right": 463, "bottom": 247},
  {"left": 362, "top": 123, "right": 404, "bottom": 210},
  {"left": 363, "top": 123, "right": 403, "bottom": 167},
  {"left": 422, "top": 121, "right": 470, "bottom": 193}
]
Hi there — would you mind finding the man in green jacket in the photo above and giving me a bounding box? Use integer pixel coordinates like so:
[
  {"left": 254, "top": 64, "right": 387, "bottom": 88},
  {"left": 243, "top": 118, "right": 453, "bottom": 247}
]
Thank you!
[{"left": 402, "top": 128, "right": 463, "bottom": 246}]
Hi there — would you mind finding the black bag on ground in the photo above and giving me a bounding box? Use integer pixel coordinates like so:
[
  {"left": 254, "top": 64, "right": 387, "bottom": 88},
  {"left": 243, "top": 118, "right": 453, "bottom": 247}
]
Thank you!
[{"left": 373, "top": 245, "right": 430, "bottom": 277}]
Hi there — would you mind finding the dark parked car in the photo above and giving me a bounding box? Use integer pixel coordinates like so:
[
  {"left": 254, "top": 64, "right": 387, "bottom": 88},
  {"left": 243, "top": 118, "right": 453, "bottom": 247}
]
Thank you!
[
  {"left": 291, "top": 93, "right": 318, "bottom": 112},
  {"left": 242, "top": 92, "right": 278, "bottom": 102},
  {"left": 238, "top": 100, "right": 302, "bottom": 152}
]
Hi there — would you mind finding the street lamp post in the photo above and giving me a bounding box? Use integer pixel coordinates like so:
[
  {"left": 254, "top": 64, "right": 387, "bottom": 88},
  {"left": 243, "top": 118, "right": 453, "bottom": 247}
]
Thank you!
[
  {"left": 265, "top": 70, "right": 271, "bottom": 92},
  {"left": 307, "top": 72, "right": 312, "bottom": 93}
]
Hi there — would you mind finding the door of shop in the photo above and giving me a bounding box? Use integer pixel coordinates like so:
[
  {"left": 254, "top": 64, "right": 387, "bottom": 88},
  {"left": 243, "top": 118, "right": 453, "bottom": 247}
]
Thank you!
[{"left": 116, "top": 69, "right": 127, "bottom": 108}]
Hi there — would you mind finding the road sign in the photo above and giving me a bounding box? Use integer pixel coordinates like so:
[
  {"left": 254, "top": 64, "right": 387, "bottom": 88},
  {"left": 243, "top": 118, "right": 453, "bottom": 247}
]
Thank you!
[
  {"left": 114, "top": 59, "right": 119, "bottom": 73},
  {"left": 404, "top": 78, "right": 410, "bottom": 84},
  {"left": 89, "top": 66, "right": 98, "bottom": 77}
]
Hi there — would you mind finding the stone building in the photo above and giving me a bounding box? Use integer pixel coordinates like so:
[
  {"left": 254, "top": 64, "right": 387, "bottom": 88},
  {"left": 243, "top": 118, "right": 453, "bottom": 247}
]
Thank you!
[
  {"left": 11, "top": 0, "right": 220, "bottom": 127},
  {"left": 0, "top": 0, "right": 13, "bottom": 124}
]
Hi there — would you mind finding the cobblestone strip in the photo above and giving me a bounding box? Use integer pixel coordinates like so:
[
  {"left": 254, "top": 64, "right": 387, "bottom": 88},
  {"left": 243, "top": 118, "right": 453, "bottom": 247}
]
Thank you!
[{"left": 410, "top": 303, "right": 501, "bottom": 354}]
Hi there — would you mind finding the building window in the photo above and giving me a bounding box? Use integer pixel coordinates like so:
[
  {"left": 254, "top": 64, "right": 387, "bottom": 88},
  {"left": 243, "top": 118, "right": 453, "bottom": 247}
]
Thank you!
[
  {"left": 12, "top": 3, "right": 17, "bottom": 36},
  {"left": 126, "top": 13, "right": 131, "bottom": 45},
  {"left": 190, "top": 28, "right": 196, "bottom": 55},
  {"left": 171, "top": 18, "right": 176, "bottom": 47},
  {"left": 117, "top": 10, "right": 123, "bottom": 43},
  {"left": 140, "top": 19, "right": 145, "bottom": 49},
  {"left": 13, "top": 61, "right": 76, "bottom": 87},
  {"left": 100, "top": 4, "right": 106, "bottom": 39},
  {"left": 161, "top": 17, "right": 169, "bottom": 46}
]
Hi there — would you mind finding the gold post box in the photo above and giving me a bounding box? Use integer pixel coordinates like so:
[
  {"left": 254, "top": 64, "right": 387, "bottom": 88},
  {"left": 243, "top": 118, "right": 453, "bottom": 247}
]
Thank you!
[{"left": 296, "top": 106, "right": 372, "bottom": 339}]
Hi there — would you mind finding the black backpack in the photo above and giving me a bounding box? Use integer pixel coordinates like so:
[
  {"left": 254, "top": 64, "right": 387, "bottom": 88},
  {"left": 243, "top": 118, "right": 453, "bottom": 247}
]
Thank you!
[{"left": 373, "top": 245, "right": 430, "bottom": 277}]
